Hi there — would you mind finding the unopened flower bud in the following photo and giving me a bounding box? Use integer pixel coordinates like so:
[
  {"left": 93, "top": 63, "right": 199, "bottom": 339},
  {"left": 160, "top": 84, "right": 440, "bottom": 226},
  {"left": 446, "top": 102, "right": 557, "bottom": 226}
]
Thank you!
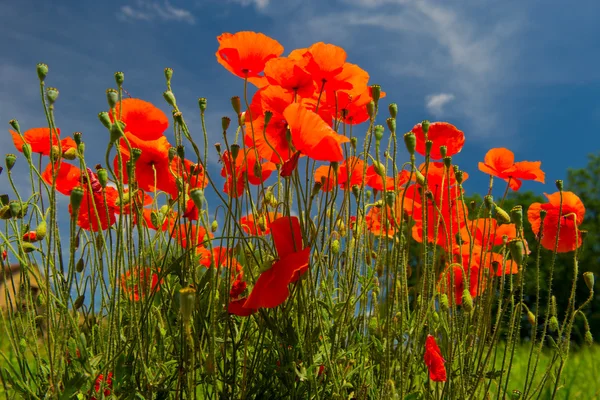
[
  {"left": 367, "top": 101, "right": 376, "bottom": 119},
  {"left": 462, "top": 289, "right": 473, "bottom": 312},
  {"left": 106, "top": 89, "right": 119, "bottom": 109},
  {"left": 114, "top": 71, "right": 124, "bottom": 86},
  {"left": 311, "top": 181, "right": 323, "bottom": 197},
  {"left": 331, "top": 239, "right": 340, "bottom": 255},
  {"left": 176, "top": 145, "right": 185, "bottom": 160},
  {"left": 373, "top": 160, "right": 386, "bottom": 177},
  {"left": 6, "top": 154, "right": 17, "bottom": 171},
  {"left": 494, "top": 205, "right": 511, "bottom": 224},
  {"left": 97, "top": 168, "right": 108, "bottom": 188},
  {"left": 370, "top": 84, "right": 381, "bottom": 103},
  {"left": 454, "top": 167, "right": 464, "bottom": 184},
  {"left": 222, "top": 116, "right": 231, "bottom": 131},
  {"left": 527, "top": 310, "right": 536, "bottom": 326},
  {"left": 555, "top": 179, "right": 563, "bottom": 191},
  {"left": 583, "top": 272, "right": 594, "bottom": 291},
  {"left": 548, "top": 316, "right": 559, "bottom": 332},
  {"left": 22, "top": 143, "right": 32, "bottom": 160},
  {"left": 403, "top": 132, "right": 416, "bottom": 156},
  {"left": 374, "top": 125, "right": 385, "bottom": 142},
  {"left": 0, "top": 205, "right": 10, "bottom": 220},
  {"left": 211, "top": 220, "right": 218, "bottom": 233},
  {"left": 239, "top": 111, "right": 246, "bottom": 125},
  {"left": 35, "top": 219, "right": 47, "bottom": 241},
  {"left": 351, "top": 185, "right": 360, "bottom": 199},
  {"left": 9, "top": 119, "right": 21, "bottom": 134},
  {"left": 9, "top": 201, "right": 25, "bottom": 219},
  {"left": 231, "top": 96, "right": 241, "bottom": 115},
  {"left": 36, "top": 63, "right": 48, "bottom": 81},
  {"left": 62, "top": 147, "right": 77, "bottom": 160},
  {"left": 584, "top": 330, "right": 594, "bottom": 347},
  {"left": 74, "top": 295, "right": 85, "bottom": 310},
  {"left": 439, "top": 145, "right": 447, "bottom": 158},
  {"left": 70, "top": 186, "right": 85, "bottom": 215},
  {"left": 440, "top": 293, "right": 449, "bottom": 311},
  {"left": 350, "top": 137, "right": 358, "bottom": 150},
  {"left": 76, "top": 258, "right": 85, "bottom": 273},
  {"left": 508, "top": 239, "right": 526, "bottom": 267},
  {"left": 189, "top": 188, "right": 205, "bottom": 210},
  {"left": 163, "top": 91, "right": 177, "bottom": 107},
  {"left": 388, "top": 103, "right": 398, "bottom": 119},
  {"left": 198, "top": 97, "right": 207, "bottom": 112},
  {"left": 215, "top": 143, "right": 222, "bottom": 155},
  {"left": 414, "top": 169, "right": 426, "bottom": 187},
  {"left": 164, "top": 67, "right": 173, "bottom": 83},
  {"left": 484, "top": 195, "right": 494, "bottom": 210},
  {"left": 22, "top": 242, "right": 37, "bottom": 254},
  {"left": 98, "top": 112, "right": 112, "bottom": 129},
  {"left": 46, "top": 87, "right": 59, "bottom": 104},
  {"left": 385, "top": 191, "right": 395, "bottom": 206}
]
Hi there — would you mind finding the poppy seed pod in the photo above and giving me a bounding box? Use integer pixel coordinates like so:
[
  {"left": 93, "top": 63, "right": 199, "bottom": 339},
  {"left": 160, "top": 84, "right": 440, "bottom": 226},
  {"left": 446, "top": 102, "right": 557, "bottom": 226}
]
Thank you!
[
  {"left": 189, "top": 188, "right": 205, "bottom": 210},
  {"left": 263, "top": 110, "right": 273, "bottom": 127},
  {"left": 222, "top": 116, "right": 231, "bottom": 131},
  {"left": 98, "top": 112, "right": 112, "bottom": 130},
  {"left": 198, "top": 97, "right": 207, "bottom": 112},
  {"left": 454, "top": 166, "right": 464, "bottom": 184},
  {"left": 73, "top": 131, "right": 82, "bottom": 145},
  {"left": 215, "top": 143, "right": 222, "bottom": 155},
  {"left": 510, "top": 205, "right": 523, "bottom": 232},
  {"left": 421, "top": 120, "right": 431, "bottom": 135},
  {"left": 583, "top": 272, "right": 595, "bottom": 291},
  {"left": 374, "top": 125, "right": 385, "bottom": 142},
  {"left": 388, "top": 103, "right": 398, "bottom": 119},
  {"left": 106, "top": 89, "right": 119, "bottom": 109},
  {"left": 9, "top": 119, "right": 21, "bottom": 134},
  {"left": 385, "top": 191, "right": 395, "bottom": 207},
  {"left": 555, "top": 179, "right": 563, "bottom": 191},
  {"left": 494, "top": 205, "right": 511, "bottom": 224},
  {"left": 508, "top": 239, "right": 526, "bottom": 267},
  {"left": 370, "top": 84, "right": 381, "bottom": 103},
  {"left": 97, "top": 168, "right": 108, "bottom": 188},
  {"left": 5, "top": 154, "right": 16, "bottom": 171},
  {"left": 70, "top": 186, "right": 85, "bottom": 216},
  {"left": 172, "top": 111, "right": 183, "bottom": 124},
  {"left": 231, "top": 96, "right": 241, "bottom": 115},
  {"left": 425, "top": 140, "right": 433, "bottom": 158},
  {"left": 443, "top": 156, "right": 452, "bottom": 169},
  {"left": 46, "top": 87, "right": 59, "bottom": 105},
  {"left": 403, "top": 132, "right": 416, "bottom": 155},
  {"left": 367, "top": 101, "right": 376, "bottom": 120},
  {"left": 462, "top": 289, "right": 473, "bottom": 312},
  {"left": 163, "top": 91, "right": 177, "bottom": 108},
  {"left": 164, "top": 67, "right": 173, "bottom": 83},
  {"left": 386, "top": 117, "right": 396, "bottom": 134},
  {"left": 36, "top": 63, "right": 48, "bottom": 81},
  {"left": 439, "top": 145, "right": 448, "bottom": 158},
  {"left": 114, "top": 71, "right": 124, "bottom": 86}
]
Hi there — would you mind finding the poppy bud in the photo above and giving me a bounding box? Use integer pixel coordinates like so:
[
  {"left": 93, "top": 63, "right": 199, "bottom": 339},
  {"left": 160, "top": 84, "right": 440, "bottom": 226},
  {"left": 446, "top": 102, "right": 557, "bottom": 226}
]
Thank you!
[
  {"left": 106, "top": 89, "right": 119, "bottom": 109},
  {"left": 263, "top": 110, "right": 273, "bottom": 127},
  {"left": 583, "top": 272, "right": 594, "bottom": 291},
  {"left": 585, "top": 330, "right": 594, "bottom": 347},
  {"left": 35, "top": 219, "right": 47, "bottom": 241},
  {"left": 311, "top": 181, "right": 323, "bottom": 197},
  {"left": 385, "top": 191, "right": 395, "bottom": 207},
  {"left": 555, "top": 179, "right": 563, "bottom": 191},
  {"left": 425, "top": 140, "right": 433, "bottom": 157},
  {"left": 97, "top": 168, "right": 108, "bottom": 188},
  {"left": 0, "top": 205, "right": 10, "bottom": 220},
  {"left": 550, "top": 295, "right": 557, "bottom": 316},
  {"left": 370, "top": 84, "right": 381, "bottom": 103},
  {"left": 190, "top": 188, "right": 205, "bottom": 210},
  {"left": 9, "top": 119, "right": 21, "bottom": 135},
  {"left": 239, "top": 111, "right": 246, "bottom": 125},
  {"left": 350, "top": 137, "right": 358, "bottom": 150},
  {"left": 215, "top": 143, "right": 222, "bottom": 155},
  {"left": 415, "top": 169, "right": 426, "bottom": 187},
  {"left": 388, "top": 103, "right": 398, "bottom": 119},
  {"left": 230, "top": 144, "right": 240, "bottom": 161},
  {"left": 421, "top": 120, "right": 430, "bottom": 135},
  {"left": 70, "top": 186, "right": 85, "bottom": 216},
  {"left": 74, "top": 295, "right": 85, "bottom": 310},
  {"left": 510, "top": 205, "right": 523, "bottom": 232},
  {"left": 76, "top": 258, "right": 85, "bottom": 273},
  {"left": 253, "top": 161, "right": 262, "bottom": 179},
  {"left": 548, "top": 316, "right": 559, "bottom": 332},
  {"left": 527, "top": 310, "right": 536, "bottom": 326},
  {"left": 22, "top": 143, "right": 32, "bottom": 161},
  {"left": 483, "top": 195, "right": 494, "bottom": 210},
  {"left": 367, "top": 101, "right": 376, "bottom": 120},
  {"left": 494, "top": 205, "right": 511, "bottom": 224},
  {"left": 115, "top": 71, "right": 124, "bottom": 86},
  {"left": 150, "top": 211, "right": 160, "bottom": 228},
  {"left": 96, "top": 233, "right": 105, "bottom": 251},
  {"left": 98, "top": 112, "right": 112, "bottom": 130},
  {"left": 198, "top": 97, "right": 207, "bottom": 112},
  {"left": 164, "top": 67, "right": 173, "bottom": 83},
  {"left": 22, "top": 242, "right": 37, "bottom": 254},
  {"left": 351, "top": 185, "right": 360, "bottom": 199},
  {"left": 374, "top": 125, "right": 385, "bottom": 142},
  {"left": 23, "top": 231, "right": 38, "bottom": 242},
  {"left": 211, "top": 220, "right": 218, "bottom": 233},
  {"left": 9, "top": 201, "right": 25, "bottom": 219},
  {"left": 46, "top": 87, "right": 59, "bottom": 105},
  {"left": 403, "top": 132, "right": 416, "bottom": 156},
  {"left": 179, "top": 287, "right": 196, "bottom": 325},
  {"left": 462, "top": 289, "right": 473, "bottom": 312},
  {"left": 439, "top": 145, "right": 448, "bottom": 158},
  {"left": 386, "top": 118, "right": 396, "bottom": 135},
  {"left": 6, "top": 154, "right": 17, "bottom": 171},
  {"left": 222, "top": 116, "right": 231, "bottom": 131},
  {"left": 63, "top": 147, "right": 77, "bottom": 160},
  {"left": 163, "top": 90, "right": 177, "bottom": 108},
  {"left": 331, "top": 239, "right": 340, "bottom": 255},
  {"left": 36, "top": 63, "right": 48, "bottom": 81},
  {"left": 470, "top": 200, "right": 477, "bottom": 212},
  {"left": 231, "top": 96, "right": 241, "bottom": 115},
  {"left": 443, "top": 156, "right": 452, "bottom": 169},
  {"left": 508, "top": 239, "right": 526, "bottom": 267},
  {"left": 176, "top": 145, "right": 185, "bottom": 160}
]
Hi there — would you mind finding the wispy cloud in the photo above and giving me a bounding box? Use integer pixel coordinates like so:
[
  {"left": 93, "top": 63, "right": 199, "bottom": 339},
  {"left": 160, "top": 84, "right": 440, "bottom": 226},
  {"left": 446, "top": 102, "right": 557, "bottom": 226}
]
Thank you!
[
  {"left": 426, "top": 93, "right": 455, "bottom": 117},
  {"left": 229, "top": 0, "right": 270, "bottom": 10},
  {"left": 119, "top": 0, "right": 196, "bottom": 24}
]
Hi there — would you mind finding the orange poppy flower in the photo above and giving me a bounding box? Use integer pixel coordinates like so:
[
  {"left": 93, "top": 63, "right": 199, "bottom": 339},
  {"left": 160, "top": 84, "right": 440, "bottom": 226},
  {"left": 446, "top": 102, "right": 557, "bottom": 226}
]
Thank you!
[
  {"left": 141, "top": 208, "right": 177, "bottom": 232},
  {"left": 283, "top": 103, "right": 349, "bottom": 162},
  {"left": 10, "top": 128, "right": 76, "bottom": 157},
  {"left": 415, "top": 162, "right": 469, "bottom": 189},
  {"left": 264, "top": 57, "right": 315, "bottom": 98},
  {"left": 303, "top": 43, "right": 352, "bottom": 92},
  {"left": 438, "top": 263, "right": 487, "bottom": 306},
  {"left": 527, "top": 191, "right": 585, "bottom": 253},
  {"left": 314, "top": 157, "right": 366, "bottom": 192},
  {"left": 365, "top": 205, "right": 397, "bottom": 237},
  {"left": 462, "top": 218, "right": 518, "bottom": 251},
  {"left": 412, "top": 122, "right": 465, "bottom": 160},
  {"left": 424, "top": 335, "right": 447, "bottom": 382},
  {"left": 120, "top": 267, "right": 161, "bottom": 301},
  {"left": 111, "top": 98, "right": 169, "bottom": 141},
  {"left": 478, "top": 148, "right": 545, "bottom": 191},
  {"left": 243, "top": 216, "right": 311, "bottom": 310},
  {"left": 172, "top": 223, "right": 213, "bottom": 253},
  {"left": 240, "top": 212, "right": 282, "bottom": 236},
  {"left": 220, "top": 148, "right": 276, "bottom": 197},
  {"left": 216, "top": 32, "right": 284, "bottom": 78},
  {"left": 366, "top": 165, "right": 396, "bottom": 191},
  {"left": 42, "top": 161, "right": 82, "bottom": 195}
]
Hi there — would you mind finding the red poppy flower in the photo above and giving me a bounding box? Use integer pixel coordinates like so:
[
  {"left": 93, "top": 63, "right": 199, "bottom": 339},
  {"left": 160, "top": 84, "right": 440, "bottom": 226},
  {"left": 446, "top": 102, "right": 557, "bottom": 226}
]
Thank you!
[
  {"left": 42, "top": 161, "right": 81, "bottom": 195},
  {"left": 10, "top": 127, "right": 76, "bottom": 158},
  {"left": 478, "top": 148, "right": 545, "bottom": 191},
  {"left": 365, "top": 205, "right": 397, "bottom": 237},
  {"left": 92, "top": 371, "right": 113, "bottom": 399},
  {"left": 438, "top": 263, "right": 487, "bottom": 306},
  {"left": 424, "top": 335, "right": 447, "bottom": 382},
  {"left": 412, "top": 122, "right": 465, "bottom": 160},
  {"left": 120, "top": 267, "right": 161, "bottom": 301},
  {"left": 280, "top": 151, "right": 301, "bottom": 177},
  {"left": 172, "top": 223, "right": 213, "bottom": 253},
  {"left": 1, "top": 250, "right": 6, "bottom": 261},
  {"left": 243, "top": 216, "right": 311, "bottom": 310},
  {"left": 22, "top": 231, "right": 38, "bottom": 242},
  {"left": 216, "top": 32, "right": 284, "bottom": 78},
  {"left": 220, "top": 148, "right": 276, "bottom": 197},
  {"left": 264, "top": 56, "right": 315, "bottom": 98},
  {"left": 283, "top": 103, "right": 349, "bottom": 162},
  {"left": 528, "top": 191, "right": 585, "bottom": 253},
  {"left": 415, "top": 162, "right": 469, "bottom": 189},
  {"left": 240, "top": 212, "right": 282, "bottom": 236},
  {"left": 111, "top": 98, "right": 169, "bottom": 141},
  {"left": 366, "top": 165, "right": 396, "bottom": 191},
  {"left": 303, "top": 43, "right": 353, "bottom": 92}
]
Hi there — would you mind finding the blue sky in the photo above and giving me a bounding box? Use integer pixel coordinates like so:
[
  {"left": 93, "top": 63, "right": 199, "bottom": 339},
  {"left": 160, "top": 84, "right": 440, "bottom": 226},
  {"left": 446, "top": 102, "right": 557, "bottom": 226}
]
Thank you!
[{"left": 1, "top": 0, "right": 600, "bottom": 199}]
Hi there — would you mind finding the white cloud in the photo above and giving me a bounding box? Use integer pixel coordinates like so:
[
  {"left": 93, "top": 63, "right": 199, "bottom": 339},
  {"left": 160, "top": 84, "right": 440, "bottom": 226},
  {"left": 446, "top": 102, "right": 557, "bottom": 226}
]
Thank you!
[
  {"left": 229, "top": 0, "right": 270, "bottom": 10},
  {"left": 426, "top": 93, "right": 455, "bottom": 116},
  {"left": 119, "top": 0, "right": 195, "bottom": 24}
]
